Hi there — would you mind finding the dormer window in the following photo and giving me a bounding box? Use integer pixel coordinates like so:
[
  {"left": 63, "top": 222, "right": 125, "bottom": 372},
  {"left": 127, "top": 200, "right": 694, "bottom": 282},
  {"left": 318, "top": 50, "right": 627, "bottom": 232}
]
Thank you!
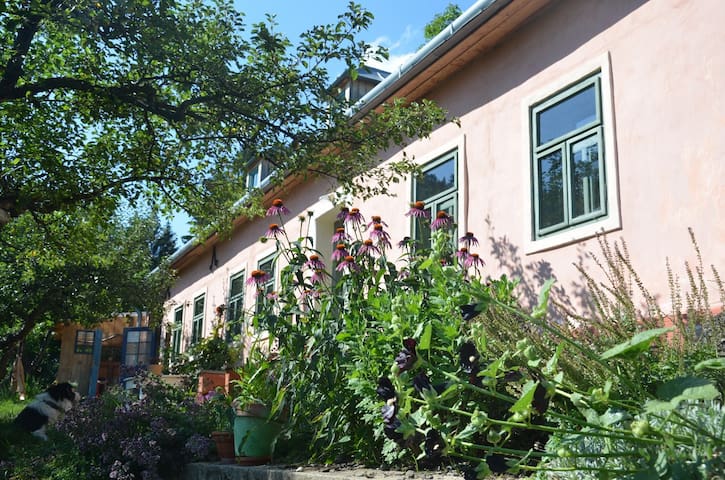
[{"left": 246, "top": 159, "right": 274, "bottom": 189}]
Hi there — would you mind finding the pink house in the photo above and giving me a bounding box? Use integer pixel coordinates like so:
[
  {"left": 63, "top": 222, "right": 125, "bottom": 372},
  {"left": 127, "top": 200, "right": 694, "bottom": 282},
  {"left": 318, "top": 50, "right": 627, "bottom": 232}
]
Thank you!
[{"left": 162, "top": 0, "right": 724, "bottom": 359}]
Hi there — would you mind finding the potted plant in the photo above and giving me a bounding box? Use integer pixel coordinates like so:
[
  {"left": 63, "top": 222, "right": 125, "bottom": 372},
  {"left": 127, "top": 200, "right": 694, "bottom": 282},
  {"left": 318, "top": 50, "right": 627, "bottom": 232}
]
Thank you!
[
  {"left": 201, "top": 389, "right": 236, "bottom": 463},
  {"left": 231, "top": 347, "right": 287, "bottom": 465}
]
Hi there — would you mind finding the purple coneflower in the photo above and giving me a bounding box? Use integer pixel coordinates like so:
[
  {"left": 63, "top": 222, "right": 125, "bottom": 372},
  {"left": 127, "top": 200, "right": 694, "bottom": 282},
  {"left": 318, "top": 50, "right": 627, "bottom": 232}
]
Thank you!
[
  {"left": 405, "top": 201, "right": 429, "bottom": 218},
  {"left": 336, "top": 207, "right": 350, "bottom": 221},
  {"left": 367, "top": 215, "right": 388, "bottom": 229},
  {"left": 336, "top": 255, "right": 359, "bottom": 272},
  {"left": 370, "top": 223, "right": 392, "bottom": 249},
  {"left": 310, "top": 269, "right": 326, "bottom": 284},
  {"left": 345, "top": 207, "right": 365, "bottom": 226},
  {"left": 303, "top": 254, "right": 326, "bottom": 271},
  {"left": 246, "top": 269, "right": 270, "bottom": 287},
  {"left": 459, "top": 231, "right": 479, "bottom": 248},
  {"left": 265, "top": 223, "right": 285, "bottom": 239},
  {"left": 431, "top": 211, "right": 453, "bottom": 231},
  {"left": 331, "top": 227, "right": 349, "bottom": 244},
  {"left": 464, "top": 253, "right": 486, "bottom": 269},
  {"left": 397, "top": 236, "right": 413, "bottom": 249},
  {"left": 358, "top": 239, "right": 380, "bottom": 257},
  {"left": 332, "top": 243, "right": 349, "bottom": 261},
  {"left": 455, "top": 247, "right": 470, "bottom": 262},
  {"left": 266, "top": 198, "right": 291, "bottom": 217}
]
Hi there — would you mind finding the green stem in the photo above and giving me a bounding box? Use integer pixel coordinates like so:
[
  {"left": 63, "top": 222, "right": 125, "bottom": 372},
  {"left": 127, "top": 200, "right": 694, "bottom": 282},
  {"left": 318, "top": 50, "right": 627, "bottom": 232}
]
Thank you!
[{"left": 491, "top": 298, "right": 644, "bottom": 396}]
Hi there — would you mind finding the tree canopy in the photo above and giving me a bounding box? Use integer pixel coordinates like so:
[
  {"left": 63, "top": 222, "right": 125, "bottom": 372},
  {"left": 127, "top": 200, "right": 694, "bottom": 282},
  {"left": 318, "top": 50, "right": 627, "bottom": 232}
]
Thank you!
[
  {"left": 0, "top": 0, "right": 448, "bottom": 382},
  {"left": 1, "top": 0, "right": 447, "bottom": 236},
  {"left": 424, "top": 4, "right": 462, "bottom": 41}
]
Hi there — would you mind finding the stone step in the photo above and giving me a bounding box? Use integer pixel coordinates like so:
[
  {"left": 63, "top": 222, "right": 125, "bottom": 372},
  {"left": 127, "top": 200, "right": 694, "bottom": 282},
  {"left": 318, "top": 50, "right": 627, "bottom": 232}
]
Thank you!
[{"left": 182, "top": 463, "right": 466, "bottom": 480}]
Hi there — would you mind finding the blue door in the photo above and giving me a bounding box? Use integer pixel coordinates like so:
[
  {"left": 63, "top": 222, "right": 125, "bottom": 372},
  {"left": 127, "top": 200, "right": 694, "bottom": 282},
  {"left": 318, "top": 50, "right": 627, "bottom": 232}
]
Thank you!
[{"left": 120, "top": 327, "right": 156, "bottom": 389}]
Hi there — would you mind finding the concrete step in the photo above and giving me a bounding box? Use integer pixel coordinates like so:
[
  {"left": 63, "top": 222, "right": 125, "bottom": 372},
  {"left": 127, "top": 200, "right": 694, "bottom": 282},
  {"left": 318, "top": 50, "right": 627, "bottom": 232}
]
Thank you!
[{"left": 182, "top": 463, "right": 465, "bottom": 480}]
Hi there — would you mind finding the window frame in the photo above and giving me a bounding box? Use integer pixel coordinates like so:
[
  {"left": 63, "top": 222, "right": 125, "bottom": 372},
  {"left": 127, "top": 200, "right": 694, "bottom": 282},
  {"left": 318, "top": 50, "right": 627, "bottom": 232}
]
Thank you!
[
  {"left": 171, "top": 306, "right": 183, "bottom": 357},
  {"left": 255, "top": 253, "right": 276, "bottom": 315},
  {"left": 411, "top": 149, "right": 459, "bottom": 248},
  {"left": 74, "top": 329, "right": 95, "bottom": 355},
  {"left": 246, "top": 159, "right": 274, "bottom": 190},
  {"left": 191, "top": 293, "right": 205, "bottom": 345},
  {"left": 226, "top": 270, "right": 246, "bottom": 342},
  {"left": 523, "top": 53, "right": 620, "bottom": 254},
  {"left": 531, "top": 73, "right": 605, "bottom": 239}
]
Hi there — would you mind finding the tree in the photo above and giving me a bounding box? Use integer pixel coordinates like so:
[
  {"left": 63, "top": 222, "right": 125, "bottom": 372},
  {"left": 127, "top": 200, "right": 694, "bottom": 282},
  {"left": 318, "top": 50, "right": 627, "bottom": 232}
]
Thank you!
[
  {"left": 151, "top": 222, "right": 177, "bottom": 269},
  {"left": 0, "top": 209, "right": 175, "bottom": 384},
  {"left": 0, "top": 0, "right": 448, "bottom": 237},
  {"left": 424, "top": 4, "right": 462, "bottom": 41}
]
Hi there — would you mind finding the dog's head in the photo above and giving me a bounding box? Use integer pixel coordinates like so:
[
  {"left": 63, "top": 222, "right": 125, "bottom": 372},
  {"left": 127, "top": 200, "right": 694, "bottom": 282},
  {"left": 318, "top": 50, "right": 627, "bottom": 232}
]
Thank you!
[{"left": 47, "top": 382, "right": 81, "bottom": 406}]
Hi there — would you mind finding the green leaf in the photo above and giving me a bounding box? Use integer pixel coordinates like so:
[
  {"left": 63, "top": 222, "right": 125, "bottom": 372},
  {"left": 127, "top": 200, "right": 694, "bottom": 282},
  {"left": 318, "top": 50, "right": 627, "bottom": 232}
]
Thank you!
[
  {"left": 645, "top": 376, "right": 721, "bottom": 413},
  {"left": 694, "top": 357, "right": 725, "bottom": 371},
  {"left": 418, "top": 322, "right": 432, "bottom": 351},
  {"left": 600, "top": 327, "right": 674, "bottom": 360},
  {"left": 531, "top": 279, "right": 554, "bottom": 320},
  {"left": 509, "top": 381, "right": 537, "bottom": 414},
  {"left": 419, "top": 258, "right": 434, "bottom": 270}
]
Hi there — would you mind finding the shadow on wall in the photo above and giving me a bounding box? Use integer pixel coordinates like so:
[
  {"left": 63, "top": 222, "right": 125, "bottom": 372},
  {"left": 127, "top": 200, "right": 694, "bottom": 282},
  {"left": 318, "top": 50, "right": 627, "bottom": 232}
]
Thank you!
[{"left": 484, "top": 215, "right": 597, "bottom": 322}]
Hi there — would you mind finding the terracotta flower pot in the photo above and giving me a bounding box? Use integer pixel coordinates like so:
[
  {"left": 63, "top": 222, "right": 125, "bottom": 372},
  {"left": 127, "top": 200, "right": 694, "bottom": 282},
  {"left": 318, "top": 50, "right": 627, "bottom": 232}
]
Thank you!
[{"left": 211, "top": 431, "right": 235, "bottom": 463}]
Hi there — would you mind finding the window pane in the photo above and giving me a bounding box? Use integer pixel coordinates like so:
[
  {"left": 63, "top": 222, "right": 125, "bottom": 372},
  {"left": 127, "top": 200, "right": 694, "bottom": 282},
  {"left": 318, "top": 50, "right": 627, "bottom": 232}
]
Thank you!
[
  {"left": 194, "top": 296, "right": 204, "bottom": 316},
  {"left": 127, "top": 331, "right": 140, "bottom": 343},
  {"left": 230, "top": 275, "right": 244, "bottom": 297},
  {"left": 174, "top": 308, "right": 183, "bottom": 324},
  {"left": 537, "top": 85, "right": 596, "bottom": 145},
  {"left": 570, "top": 136, "right": 602, "bottom": 219},
  {"left": 415, "top": 158, "right": 455, "bottom": 201},
  {"left": 537, "top": 150, "right": 565, "bottom": 230},
  {"left": 247, "top": 167, "right": 259, "bottom": 188}
]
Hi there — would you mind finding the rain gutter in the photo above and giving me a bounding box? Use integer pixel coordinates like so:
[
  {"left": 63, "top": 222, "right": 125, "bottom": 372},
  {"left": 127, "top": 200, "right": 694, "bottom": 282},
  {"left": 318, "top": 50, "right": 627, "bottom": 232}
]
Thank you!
[{"left": 351, "top": 0, "right": 509, "bottom": 120}]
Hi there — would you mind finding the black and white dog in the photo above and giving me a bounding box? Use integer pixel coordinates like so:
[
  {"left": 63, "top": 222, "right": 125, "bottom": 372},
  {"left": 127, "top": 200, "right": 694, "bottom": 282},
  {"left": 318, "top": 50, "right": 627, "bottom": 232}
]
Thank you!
[{"left": 14, "top": 382, "right": 80, "bottom": 440}]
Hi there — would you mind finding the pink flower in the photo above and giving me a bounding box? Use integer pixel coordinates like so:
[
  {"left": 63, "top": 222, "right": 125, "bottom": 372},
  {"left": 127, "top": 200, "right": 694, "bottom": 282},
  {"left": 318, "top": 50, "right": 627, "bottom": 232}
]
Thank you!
[
  {"left": 310, "top": 269, "right": 326, "bottom": 284},
  {"left": 459, "top": 232, "right": 479, "bottom": 248},
  {"left": 332, "top": 243, "right": 349, "bottom": 261},
  {"left": 345, "top": 207, "right": 365, "bottom": 226},
  {"left": 431, "top": 211, "right": 453, "bottom": 231},
  {"left": 247, "top": 269, "right": 271, "bottom": 287},
  {"left": 331, "top": 227, "right": 350, "bottom": 244},
  {"left": 358, "top": 239, "right": 380, "bottom": 257},
  {"left": 303, "top": 254, "right": 326, "bottom": 271},
  {"left": 266, "top": 198, "right": 291, "bottom": 217},
  {"left": 405, "top": 201, "right": 429, "bottom": 218},
  {"left": 265, "top": 223, "right": 285, "bottom": 239},
  {"left": 367, "top": 215, "right": 388, "bottom": 229},
  {"left": 456, "top": 247, "right": 470, "bottom": 262},
  {"left": 336, "top": 255, "right": 359, "bottom": 272},
  {"left": 464, "top": 253, "right": 485, "bottom": 269},
  {"left": 370, "top": 223, "right": 392, "bottom": 249},
  {"left": 336, "top": 207, "right": 350, "bottom": 221}
]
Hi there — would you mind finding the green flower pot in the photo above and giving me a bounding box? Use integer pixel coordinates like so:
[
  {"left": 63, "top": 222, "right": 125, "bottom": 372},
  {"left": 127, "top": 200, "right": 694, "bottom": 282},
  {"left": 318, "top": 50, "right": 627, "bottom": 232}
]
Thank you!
[{"left": 233, "top": 413, "right": 282, "bottom": 465}]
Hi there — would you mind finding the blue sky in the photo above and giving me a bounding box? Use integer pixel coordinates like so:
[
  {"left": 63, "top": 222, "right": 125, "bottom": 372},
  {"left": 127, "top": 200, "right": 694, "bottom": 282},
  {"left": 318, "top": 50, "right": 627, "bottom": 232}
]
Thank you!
[{"left": 171, "top": 1, "right": 474, "bottom": 240}]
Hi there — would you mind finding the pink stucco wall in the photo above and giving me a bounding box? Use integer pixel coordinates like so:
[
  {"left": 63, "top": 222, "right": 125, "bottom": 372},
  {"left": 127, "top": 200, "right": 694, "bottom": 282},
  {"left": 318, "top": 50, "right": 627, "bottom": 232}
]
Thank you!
[{"left": 166, "top": 0, "right": 724, "bottom": 351}]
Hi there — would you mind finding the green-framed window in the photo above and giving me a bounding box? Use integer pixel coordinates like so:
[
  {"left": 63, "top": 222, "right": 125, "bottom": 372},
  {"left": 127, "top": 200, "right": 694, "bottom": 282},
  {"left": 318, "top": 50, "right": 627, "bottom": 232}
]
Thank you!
[
  {"left": 226, "top": 271, "right": 245, "bottom": 342},
  {"left": 412, "top": 150, "right": 458, "bottom": 247},
  {"left": 256, "top": 254, "right": 276, "bottom": 315},
  {"left": 171, "top": 306, "right": 183, "bottom": 356},
  {"left": 531, "top": 72, "right": 606, "bottom": 239},
  {"left": 191, "top": 294, "right": 205, "bottom": 345}
]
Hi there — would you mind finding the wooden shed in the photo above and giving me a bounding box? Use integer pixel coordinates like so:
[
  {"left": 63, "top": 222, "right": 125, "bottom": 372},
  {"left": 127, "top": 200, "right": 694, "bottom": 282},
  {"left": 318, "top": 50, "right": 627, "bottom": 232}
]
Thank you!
[{"left": 55, "top": 312, "right": 160, "bottom": 397}]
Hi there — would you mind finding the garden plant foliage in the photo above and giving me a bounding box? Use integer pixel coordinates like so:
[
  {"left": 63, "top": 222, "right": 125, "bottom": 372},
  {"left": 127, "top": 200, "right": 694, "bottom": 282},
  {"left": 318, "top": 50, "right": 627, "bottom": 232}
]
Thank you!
[
  {"left": 1, "top": 203, "right": 722, "bottom": 479},
  {"left": 246, "top": 201, "right": 723, "bottom": 478}
]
